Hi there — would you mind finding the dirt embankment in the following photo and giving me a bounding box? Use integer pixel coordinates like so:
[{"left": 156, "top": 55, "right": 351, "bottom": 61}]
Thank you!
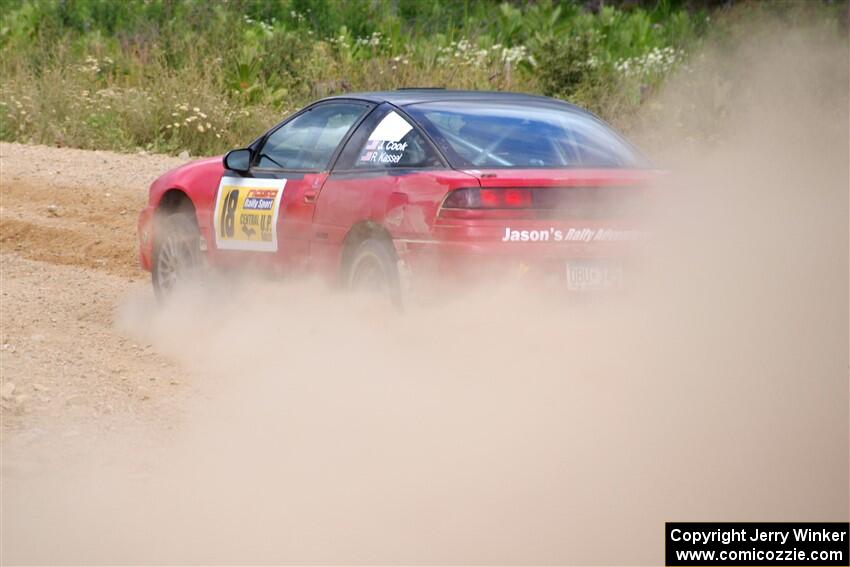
[
  {"left": 0, "top": 142, "right": 190, "bottom": 434},
  {"left": 0, "top": 142, "right": 185, "bottom": 276}
]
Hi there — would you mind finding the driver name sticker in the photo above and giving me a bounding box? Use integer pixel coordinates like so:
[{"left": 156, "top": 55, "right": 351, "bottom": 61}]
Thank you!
[
  {"left": 213, "top": 177, "right": 286, "bottom": 252},
  {"left": 359, "top": 139, "right": 408, "bottom": 164},
  {"left": 358, "top": 111, "right": 413, "bottom": 165}
]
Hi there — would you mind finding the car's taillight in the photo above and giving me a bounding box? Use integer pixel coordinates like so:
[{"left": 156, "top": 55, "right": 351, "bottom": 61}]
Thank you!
[
  {"left": 439, "top": 185, "right": 647, "bottom": 220},
  {"left": 442, "top": 188, "right": 533, "bottom": 209}
]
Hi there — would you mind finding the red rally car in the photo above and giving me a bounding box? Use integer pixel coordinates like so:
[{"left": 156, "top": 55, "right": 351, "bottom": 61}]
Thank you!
[{"left": 138, "top": 89, "right": 654, "bottom": 302}]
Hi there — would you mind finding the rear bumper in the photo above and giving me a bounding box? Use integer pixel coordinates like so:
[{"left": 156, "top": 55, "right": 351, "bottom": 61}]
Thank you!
[
  {"left": 398, "top": 216, "right": 642, "bottom": 280},
  {"left": 394, "top": 238, "right": 642, "bottom": 289}
]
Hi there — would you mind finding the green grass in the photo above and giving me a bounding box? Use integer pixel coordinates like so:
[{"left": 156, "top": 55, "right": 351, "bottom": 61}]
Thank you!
[{"left": 0, "top": 0, "right": 839, "bottom": 156}]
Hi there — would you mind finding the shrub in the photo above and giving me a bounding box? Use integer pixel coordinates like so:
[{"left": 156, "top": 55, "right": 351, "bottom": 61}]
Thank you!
[{"left": 0, "top": 0, "right": 716, "bottom": 155}]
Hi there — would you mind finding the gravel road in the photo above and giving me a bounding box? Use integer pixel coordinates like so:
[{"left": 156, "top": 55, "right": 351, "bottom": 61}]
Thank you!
[{"left": 0, "top": 142, "right": 192, "bottom": 435}]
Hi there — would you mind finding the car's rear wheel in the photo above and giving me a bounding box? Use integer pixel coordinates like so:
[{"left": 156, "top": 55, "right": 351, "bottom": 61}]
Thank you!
[
  {"left": 345, "top": 238, "right": 402, "bottom": 308},
  {"left": 152, "top": 212, "right": 202, "bottom": 301}
]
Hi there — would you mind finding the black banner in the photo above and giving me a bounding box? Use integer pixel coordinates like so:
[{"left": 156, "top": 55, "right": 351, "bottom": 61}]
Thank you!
[{"left": 666, "top": 523, "right": 849, "bottom": 566}]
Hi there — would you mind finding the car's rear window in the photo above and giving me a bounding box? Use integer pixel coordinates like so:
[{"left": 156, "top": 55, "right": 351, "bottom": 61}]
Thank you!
[{"left": 404, "top": 101, "right": 646, "bottom": 169}]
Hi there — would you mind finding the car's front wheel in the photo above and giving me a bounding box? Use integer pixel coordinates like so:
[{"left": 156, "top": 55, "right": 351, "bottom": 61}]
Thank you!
[
  {"left": 345, "top": 238, "right": 402, "bottom": 308},
  {"left": 152, "top": 212, "right": 202, "bottom": 301}
]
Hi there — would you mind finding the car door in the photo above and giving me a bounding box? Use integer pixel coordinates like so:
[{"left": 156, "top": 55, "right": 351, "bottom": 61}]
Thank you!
[
  {"left": 211, "top": 100, "right": 373, "bottom": 272},
  {"left": 312, "top": 104, "right": 475, "bottom": 276}
]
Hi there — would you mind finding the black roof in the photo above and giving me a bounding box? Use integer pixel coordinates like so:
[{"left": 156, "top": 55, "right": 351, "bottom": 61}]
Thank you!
[{"left": 319, "top": 89, "right": 589, "bottom": 113}]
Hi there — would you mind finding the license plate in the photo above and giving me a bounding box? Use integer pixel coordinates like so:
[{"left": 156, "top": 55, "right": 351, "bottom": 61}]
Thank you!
[{"left": 566, "top": 260, "right": 623, "bottom": 291}]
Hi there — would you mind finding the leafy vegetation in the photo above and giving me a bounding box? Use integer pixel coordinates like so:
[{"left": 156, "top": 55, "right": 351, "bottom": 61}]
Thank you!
[{"left": 0, "top": 0, "right": 833, "bottom": 156}]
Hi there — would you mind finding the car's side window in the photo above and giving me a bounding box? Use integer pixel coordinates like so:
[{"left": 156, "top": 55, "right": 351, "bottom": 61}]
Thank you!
[
  {"left": 256, "top": 102, "right": 370, "bottom": 170},
  {"left": 343, "top": 110, "right": 442, "bottom": 170}
]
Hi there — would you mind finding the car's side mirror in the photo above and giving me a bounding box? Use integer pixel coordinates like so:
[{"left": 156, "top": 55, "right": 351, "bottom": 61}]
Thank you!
[{"left": 223, "top": 148, "right": 252, "bottom": 172}]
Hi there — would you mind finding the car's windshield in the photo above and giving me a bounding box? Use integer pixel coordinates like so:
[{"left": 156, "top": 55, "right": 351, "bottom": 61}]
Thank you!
[{"left": 405, "top": 101, "right": 647, "bottom": 169}]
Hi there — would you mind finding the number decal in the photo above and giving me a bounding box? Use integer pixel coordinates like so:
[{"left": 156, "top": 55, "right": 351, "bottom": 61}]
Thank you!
[
  {"left": 213, "top": 177, "right": 286, "bottom": 252},
  {"left": 220, "top": 188, "right": 239, "bottom": 238}
]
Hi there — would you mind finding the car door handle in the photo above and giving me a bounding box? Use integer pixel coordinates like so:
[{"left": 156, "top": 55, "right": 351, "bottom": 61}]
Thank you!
[{"left": 303, "top": 189, "right": 319, "bottom": 204}]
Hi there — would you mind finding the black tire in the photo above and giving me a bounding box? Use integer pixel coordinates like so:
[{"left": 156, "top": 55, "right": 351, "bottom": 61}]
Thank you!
[
  {"left": 345, "top": 238, "right": 403, "bottom": 309},
  {"left": 151, "top": 212, "right": 202, "bottom": 301}
]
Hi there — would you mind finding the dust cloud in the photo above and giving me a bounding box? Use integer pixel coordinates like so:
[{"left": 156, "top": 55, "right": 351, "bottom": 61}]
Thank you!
[{"left": 2, "top": 14, "right": 848, "bottom": 565}]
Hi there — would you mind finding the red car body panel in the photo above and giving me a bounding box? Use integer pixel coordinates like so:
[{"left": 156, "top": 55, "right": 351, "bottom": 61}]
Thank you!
[
  {"left": 138, "top": 156, "right": 223, "bottom": 271},
  {"left": 140, "top": 159, "right": 328, "bottom": 274},
  {"left": 140, "top": 162, "right": 652, "bottom": 284},
  {"left": 311, "top": 169, "right": 479, "bottom": 276},
  {"left": 407, "top": 168, "right": 653, "bottom": 282},
  {"left": 204, "top": 171, "right": 328, "bottom": 272}
]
